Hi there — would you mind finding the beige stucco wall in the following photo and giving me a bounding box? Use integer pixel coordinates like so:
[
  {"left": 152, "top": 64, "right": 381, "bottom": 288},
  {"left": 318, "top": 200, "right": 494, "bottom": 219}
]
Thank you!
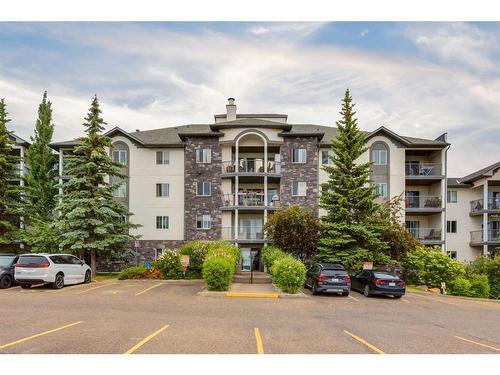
[
  {"left": 111, "top": 135, "right": 185, "bottom": 241},
  {"left": 219, "top": 127, "right": 283, "bottom": 143}
]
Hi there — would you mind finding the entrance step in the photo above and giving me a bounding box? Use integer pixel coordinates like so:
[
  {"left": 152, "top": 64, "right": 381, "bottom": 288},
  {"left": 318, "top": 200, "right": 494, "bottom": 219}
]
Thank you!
[{"left": 234, "top": 271, "right": 272, "bottom": 284}]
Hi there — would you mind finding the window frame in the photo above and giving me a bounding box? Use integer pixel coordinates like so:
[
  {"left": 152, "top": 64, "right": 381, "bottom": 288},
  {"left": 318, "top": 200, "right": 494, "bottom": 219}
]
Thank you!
[
  {"left": 113, "top": 183, "right": 127, "bottom": 198},
  {"left": 156, "top": 183, "right": 170, "bottom": 197},
  {"left": 196, "top": 181, "right": 211, "bottom": 196},
  {"left": 447, "top": 190, "right": 458, "bottom": 203},
  {"left": 292, "top": 148, "right": 307, "bottom": 164},
  {"left": 112, "top": 149, "right": 128, "bottom": 165},
  {"left": 156, "top": 150, "right": 170, "bottom": 165},
  {"left": 196, "top": 214, "right": 211, "bottom": 230},
  {"left": 372, "top": 149, "right": 388, "bottom": 165},
  {"left": 373, "top": 182, "right": 388, "bottom": 198},
  {"left": 447, "top": 220, "right": 457, "bottom": 233},
  {"left": 195, "top": 148, "right": 211, "bottom": 164},
  {"left": 447, "top": 250, "right": 457, "bottom": 259},
  {"left": 292, "top": 181, "right": 307, "bottom": 196},
  {"left": 321, "top": 150, "right": 333, "bottom": 165},
  {"left": 156, "top": 216, "right": 170, "bottom": 230}
]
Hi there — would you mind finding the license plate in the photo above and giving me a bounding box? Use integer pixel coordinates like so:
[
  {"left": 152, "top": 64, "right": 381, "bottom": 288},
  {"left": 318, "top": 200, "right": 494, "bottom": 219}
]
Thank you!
[
  {"left": 389, "top": 282, "right": 396, "bottom": 286},
  {"left": 331, "top": 278, "right": 340, "bottom": 282},
  {"left": 326, "top": 288, "right": 342, "bottom": 292}
]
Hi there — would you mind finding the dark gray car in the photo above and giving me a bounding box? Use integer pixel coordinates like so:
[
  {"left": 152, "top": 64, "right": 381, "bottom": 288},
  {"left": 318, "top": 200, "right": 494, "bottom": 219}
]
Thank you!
[
  {"left": 0, "top": 254, "right": 19, "bottom": 289},
  {"left": 305, "top": 263, "right": 351, "bottom": 296}
]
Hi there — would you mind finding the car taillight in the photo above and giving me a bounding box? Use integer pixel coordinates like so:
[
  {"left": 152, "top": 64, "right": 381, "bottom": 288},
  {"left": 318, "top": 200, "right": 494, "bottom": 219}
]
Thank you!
[
  {"left": 374, "top": 278, "right": 385, "bottom": 286},
  {"left": 343, "top": 276, "right": 350, "bottom": 282},
  {"left": 317, "top": 275, "right": 329, "bottom": 281},
  {"left": 15, "top": 263, "right": 49, "bottom": 268},
  {"left": 399, "top": 280, "right": 406, "bottom": 286}
]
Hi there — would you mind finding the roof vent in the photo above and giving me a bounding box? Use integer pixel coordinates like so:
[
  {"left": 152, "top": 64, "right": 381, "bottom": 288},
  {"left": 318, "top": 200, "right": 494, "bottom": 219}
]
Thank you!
[{"left": 135, "top": 129, "right": 140, "bottom": 132}]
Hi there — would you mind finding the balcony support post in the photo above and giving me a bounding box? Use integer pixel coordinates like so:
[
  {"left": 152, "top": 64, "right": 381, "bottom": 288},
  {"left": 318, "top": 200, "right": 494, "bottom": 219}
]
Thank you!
[{"left": 483, "top": 181, "right": 489, "bottom": 256}]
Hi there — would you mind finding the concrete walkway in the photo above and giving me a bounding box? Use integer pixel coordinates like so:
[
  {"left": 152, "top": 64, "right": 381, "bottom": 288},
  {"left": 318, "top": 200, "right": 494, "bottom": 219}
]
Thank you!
[{"left": 229, "top": 282, "right": 279, "bottom": 294}]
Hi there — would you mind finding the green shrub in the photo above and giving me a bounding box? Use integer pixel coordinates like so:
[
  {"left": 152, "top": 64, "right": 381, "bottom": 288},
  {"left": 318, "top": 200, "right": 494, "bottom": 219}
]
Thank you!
[
  {"left": 202, "top": 256, "right": 235, "bottom": 291},
  {"left": 117, "top": 266, "right": 148, "bottom": 280},
  {"left": 466, "top": 256, "right": 500, "bottom": 299},
  {"left": 271, "top": 256, "right": 306, "bottom": 294},
  {"left": 468, "top": 274, "right": 490, "bottom": 298},
  {"left": 449, "top": 277, "right": 471, "bottom": 296},
  {"left": 403, "top": 246, "right": 465, "bottom": 288},
  {"left": 261, "top": 245, "right": 287, "bottom": 271},
  {"left": 155, "top": 250, "right": 183, "bottom": 279},
  {"left": 178, "top": 240, "right": 211, "bottom": 278}
]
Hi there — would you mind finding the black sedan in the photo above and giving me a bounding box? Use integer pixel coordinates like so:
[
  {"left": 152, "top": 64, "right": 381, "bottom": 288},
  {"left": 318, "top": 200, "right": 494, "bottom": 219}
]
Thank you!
[
  {"left": 0, "top": 254, "right": 19, "bottom": 289},
  {"left": 351, "top": 270, "right": 405, "bottom": 298},
  {"left": 305, "top": 263, "right": 351, "bottom": 296}
]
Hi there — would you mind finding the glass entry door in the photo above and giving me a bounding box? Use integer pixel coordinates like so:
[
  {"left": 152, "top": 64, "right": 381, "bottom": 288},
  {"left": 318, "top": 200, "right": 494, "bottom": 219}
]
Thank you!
[{"left": 241, "top": 248, "right": 251, "bottom": 272}]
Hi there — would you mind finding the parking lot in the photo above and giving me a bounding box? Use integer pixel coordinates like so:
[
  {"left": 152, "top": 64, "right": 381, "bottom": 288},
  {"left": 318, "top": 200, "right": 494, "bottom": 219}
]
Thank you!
[{"left": 1, "top": 279, "right": 500, "bottom": 354}]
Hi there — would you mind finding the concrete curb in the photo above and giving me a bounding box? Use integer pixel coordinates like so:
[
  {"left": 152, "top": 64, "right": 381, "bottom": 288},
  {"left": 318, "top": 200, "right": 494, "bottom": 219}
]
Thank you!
[
  {"left": 408, "top": 289, "right": 500, "bottom": 304},
  {"left": 226, "top": 292, "right": 279, "bottom": 298}
]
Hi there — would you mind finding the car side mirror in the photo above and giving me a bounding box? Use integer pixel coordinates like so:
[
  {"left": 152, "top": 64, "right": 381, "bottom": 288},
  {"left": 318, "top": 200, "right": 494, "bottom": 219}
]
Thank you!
[{"left": 80, "top": 261, "right": 84, "bottom": 266}]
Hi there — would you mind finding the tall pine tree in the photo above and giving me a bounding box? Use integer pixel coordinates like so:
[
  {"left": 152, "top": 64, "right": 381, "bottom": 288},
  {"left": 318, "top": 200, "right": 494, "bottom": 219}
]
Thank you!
[
  {"left": 0, "top": 99, "right": 21, "bottom": 250},
  {"left": 317, "top": 89, "right": 390, "bottom": 272},
  {"left": 21, "top": 92, "right": 59, "bottom": 252},
  {"left": 55, "top": 96, "right": 139, "bottom": 274}
]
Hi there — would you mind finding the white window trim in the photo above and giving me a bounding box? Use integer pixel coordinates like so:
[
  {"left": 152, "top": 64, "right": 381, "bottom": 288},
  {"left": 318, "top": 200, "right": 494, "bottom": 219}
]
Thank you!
[
  {"left": 373, "top": 182, "right": 388, "bottom": 198},
  {"left": 447, "top": 190, "right": 458, "bottom": 203},
  {"left": 156, "top": 216, "right": 169, "bottom": 230},
  {"left": 113, "top": 183, "right": 127, "bottom": 198},
  {"left": 292, "top": 181, "right": 307, "bottom": 196},
  {"left": 372, "top": 149, "right": 388, "bottom": 165},
  {"left": 292, "top": 148, "right": 307, "bottom": 164},
  {"left": 156, "top": 183, "right": 170, "bottom": 197},
  {"left": 196, "top": 214, "right": 211, "bottom": 230},
  {"left": 196, "top": 148, "right": 211, "bottom": 164},
  {"left": 196, "top": 181, "right": 211, "bottom": 196},
  {"left": 321, "top": 150, "right": 333, "bottom": 165},
  {"left": 156, "top": 150, "right": 170, "bottom": 165},
  {"left": 113, "top": 149, "right": 128, "bottom": 165}
]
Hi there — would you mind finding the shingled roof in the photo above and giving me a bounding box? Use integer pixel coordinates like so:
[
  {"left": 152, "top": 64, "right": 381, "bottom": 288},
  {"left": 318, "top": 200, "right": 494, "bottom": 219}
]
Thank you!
[{"left": 458, "top": 162, "right": 500, "bottom": 184}]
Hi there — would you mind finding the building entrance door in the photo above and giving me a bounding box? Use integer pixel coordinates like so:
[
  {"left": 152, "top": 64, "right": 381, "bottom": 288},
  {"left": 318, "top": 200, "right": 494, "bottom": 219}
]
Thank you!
[{"left": 241, "top": 248, "right": 251, "bottom": 272}]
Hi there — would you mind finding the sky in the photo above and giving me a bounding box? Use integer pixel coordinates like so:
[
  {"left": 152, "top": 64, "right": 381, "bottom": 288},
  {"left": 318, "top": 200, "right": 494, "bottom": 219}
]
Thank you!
[{"left": 1, "top": 21, "right": 499, "bottom": 176}]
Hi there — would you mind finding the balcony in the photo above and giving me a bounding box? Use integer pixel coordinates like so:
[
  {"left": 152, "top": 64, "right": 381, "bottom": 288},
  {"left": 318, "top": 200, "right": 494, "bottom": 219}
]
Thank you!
[
  {"left": 408, "top": 228, "right": 444, "bottom": 244},
  {"left": 470, "top": 198, "right": 500, "bottom": 216},
  {"left": 405, "top": 195, "right": 443, "bottom": 214},
  {"left": 221, "top": 159, "right": 281, "bottom": 176},
  {"left": 221, "top": 226, "right": 266, "bottom": 243},
  {"left": 221, "top": 193, "right": 280, "bottom": 211},
  {"left": 405, "top": 163, "right": 444, "bottom": 185},
  {"left": 470, "top": 230, "right": 500, "bottom": 246}
]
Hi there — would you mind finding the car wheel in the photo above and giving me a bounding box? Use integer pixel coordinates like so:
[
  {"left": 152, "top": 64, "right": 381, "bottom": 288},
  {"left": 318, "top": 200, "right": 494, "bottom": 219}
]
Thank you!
[
  {"left": 342, "top": 291, "right": 349, "bottom": 297},
  {"left": 84, "top": 270, "right": 91, "bottom": 284},
  {"left": 20, "top": 283, "right": 32, "bottom": 289},
  {"left": 394, "top": 295, "right": 402, "bottom": 299},
  {"left": 363, "top": 285, "right": 371, "bottom": 297},
  {"left": 52, "top": 273, "right": 65, "bottom": 289},
  {"left": 0, "top": 275, "right": 12, "bottom": 289},
  {"left": 311, "top": 282, "right": 318, "bottom": 295}
]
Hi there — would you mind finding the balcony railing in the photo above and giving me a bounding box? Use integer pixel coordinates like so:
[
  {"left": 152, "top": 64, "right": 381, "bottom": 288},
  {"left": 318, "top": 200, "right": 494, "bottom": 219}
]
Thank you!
[
  {"left": 470, "top": 229, "right": 500, "bottom": 244},
  {"left": 222, "top": 192, "right": 281, "bottom": 208},
  {"left": 407, "top": 228, "right": 442, "bottom": 242},
  {"left": 222, "top": 159, "right": 281, "bottom": 174},
  {"left": 222, "top": 226, "right": 265, "bottom": 240},
  {"left": 405, "top": 163, "right": 442, "bottom": 177},
  {"left": 470, "top": 198, "right": 500, "bottom": 214},
  {"left": 405, "top": 195, "right": 442, "bottom": 209}
]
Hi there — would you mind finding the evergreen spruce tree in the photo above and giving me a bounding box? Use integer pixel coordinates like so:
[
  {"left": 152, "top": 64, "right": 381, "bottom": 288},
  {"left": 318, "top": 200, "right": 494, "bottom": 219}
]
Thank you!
[
  {"left": 55, "top": 96, "right": 139, "bottom": 274},
  {"left": 0, "top": 99, "right": 21, "bottom": 249},
  {"left": 317, "top": 89, "right": 390, "bottom": 271},
  {"left": 21, "top": 92, "right": 59, "bottom": 251}
]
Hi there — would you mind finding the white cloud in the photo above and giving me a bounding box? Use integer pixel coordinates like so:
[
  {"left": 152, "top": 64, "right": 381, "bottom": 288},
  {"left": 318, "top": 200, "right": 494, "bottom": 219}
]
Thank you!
[{"left": 1, "top": 22, "right": 500, "bottom": 176}]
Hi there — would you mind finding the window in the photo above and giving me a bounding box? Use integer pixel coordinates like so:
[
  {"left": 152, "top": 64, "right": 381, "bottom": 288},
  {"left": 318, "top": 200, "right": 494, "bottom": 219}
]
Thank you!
[
  {"left": 447, "top": 220, "right": 457, "bottom": 233},
  {"left": 196, "top": 182, "right": 211, "bottom": 196},
  {"left": 321, "top": 150, "right": 333, "bottom": 165},
  {"left": 113, "top": 183, "right": 126, "bottom": 198},
  {"left": 156, "top": 216, "right": 169, "bottom": 229},
  {"left": 196, "top": 214, "right": 211, "bottom": 229},
  {"left": 292, "top": 148, "right": 307, "bottom": 163},
  {"left": 447, "top": 251, "right": 457, "bottom": 259},
  {"left": 156, "top": 183, "right": 170, "bottom": 197},
  {"left": 447, "top": 190, "right": 457, "bottom": 203},
  {"left": 292, "top": 181, "right": 307, "bottom": 196},
  {"left": 156, "top": 150, "right": 169, "bottom": 165},
  {"left": 196, "top": 149, "right": 211, "bottom": 163},
  {"left": 372, "top": 149, "right": 387, "bottom": 165},
  {"left": 373, "top": 182, "right": 388, "bottom": 198},
  {"left": 154, "top": 248, "right": 165, "bottom": 261},
  {"left": 112, "top": 150, "right": 127, "bottom": 165}
]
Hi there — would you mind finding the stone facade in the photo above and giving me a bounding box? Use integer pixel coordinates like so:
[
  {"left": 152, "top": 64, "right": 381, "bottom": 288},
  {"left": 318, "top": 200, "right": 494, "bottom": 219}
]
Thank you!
[
  {"left": 184, "top": 136, "right": 222, "bottom": 240},
  {"left": 280, "top": 136, "right": 319, "bottom": 214}
]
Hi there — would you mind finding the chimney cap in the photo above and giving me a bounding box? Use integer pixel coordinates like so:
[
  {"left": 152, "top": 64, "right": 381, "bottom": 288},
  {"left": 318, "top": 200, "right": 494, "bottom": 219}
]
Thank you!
[{"left": 227, "top": 97, "right": 235, "bottom": 105}]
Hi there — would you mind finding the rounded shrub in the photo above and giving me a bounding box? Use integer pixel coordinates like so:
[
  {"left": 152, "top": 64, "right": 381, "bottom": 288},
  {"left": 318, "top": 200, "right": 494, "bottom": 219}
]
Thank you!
[
  {"left": 178, "top": 240, "right": 211, "bottom": 278},
  {"left": 272, "top": 257, "right": 306, "bottom": 294},
  {"left": 156, "top": 250, "right": 183, "bottom": 279},
  {"left": 466, "top": 256, "right": 500, "bottom": 299},
  {"left": 261, "top": 245, "right": 287, "bottom": 271},
  {"left": 203, "top": 256, "right": 234, "bottom": 291},
  {"left": 117, "top": 266, "right": 148, "bottom": 280},
  {"left": 449, "top": 277, "right": 471, "bottom": 296},
  {"left": 468, "top": 274, "right": 490, "bottom": 298}
]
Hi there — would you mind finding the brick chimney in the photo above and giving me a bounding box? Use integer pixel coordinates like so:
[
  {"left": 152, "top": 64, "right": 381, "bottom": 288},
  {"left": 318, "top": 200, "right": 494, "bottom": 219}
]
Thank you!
[{"left": 226, "top": 97, "right": 236, "bottom": 121}]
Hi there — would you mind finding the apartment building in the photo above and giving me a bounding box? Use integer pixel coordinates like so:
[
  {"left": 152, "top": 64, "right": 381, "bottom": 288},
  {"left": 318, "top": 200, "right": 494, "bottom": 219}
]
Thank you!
[
  {"left": 48, "top": 98, "right": 450, "bottom": 271},
  {"left": 446, "top": 163, "right": 500, "bottom": 261}
]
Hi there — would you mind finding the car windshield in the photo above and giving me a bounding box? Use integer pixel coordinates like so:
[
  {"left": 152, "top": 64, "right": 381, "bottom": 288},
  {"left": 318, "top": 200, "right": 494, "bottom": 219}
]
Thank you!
[
  {"left": 321, "top": 269, "right": 348, "bottom": 276},
  {"left": 17, "top": 256, "right": 49, "bottom": 266},
  {"left": 373, "top": 272, "right": 398, "bottom": 279},
  {"left": 0, "top": 256, "right": 15, "bottom": 267}
]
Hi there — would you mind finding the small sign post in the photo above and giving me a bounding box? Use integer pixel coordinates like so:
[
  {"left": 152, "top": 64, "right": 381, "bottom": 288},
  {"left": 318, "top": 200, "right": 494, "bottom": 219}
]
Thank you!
[
  {"left": 180, "top": 255, "right": 190, "bottom": 277},
  {"left": 144, "top": 260, "right": 151, "bottom": 269},
  {"left": 363, "top": 261, "right": 373, "bottom": 270}
]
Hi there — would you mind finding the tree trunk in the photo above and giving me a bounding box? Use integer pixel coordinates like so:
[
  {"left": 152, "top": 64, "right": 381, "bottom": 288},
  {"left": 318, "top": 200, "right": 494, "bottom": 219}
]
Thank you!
[{"left": 91, "top": 249, "right": 97, "bottom": 276}]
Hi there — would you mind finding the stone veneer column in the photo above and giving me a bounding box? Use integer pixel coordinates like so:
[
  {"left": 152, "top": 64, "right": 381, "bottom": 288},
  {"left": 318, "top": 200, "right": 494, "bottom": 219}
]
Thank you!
[
  {"left": 184, "top": 136, "right": 222, "bottom": 240},
  {"left": 280, "top": 136, "right": 319, "bottom": 215}
]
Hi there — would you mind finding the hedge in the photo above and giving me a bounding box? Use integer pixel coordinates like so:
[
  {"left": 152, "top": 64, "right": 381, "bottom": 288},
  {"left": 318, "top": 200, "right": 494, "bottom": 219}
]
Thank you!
[
  {"left": 178, "top": 240, "right": 211, "bottom": 278},
  {"left": 466, "top": 256, "right": 500, "bottom": 299},
  {"left": 155, "top": 250, "right": 183, "bottom": 279},
  {"left": 271, "top": 256, "right": 306, "bottom": 294},
  {"left": 261, "top": 246, "right": 287, "bottom": 271},
  {"left": 449, "top": 274, "right": 490, "bottom": 298},
  {"left": 202, "top": 241, "right": 240, "bottom": 291},
  {"left": 118, "top": 266, "right": 149, "bottom": 280}
]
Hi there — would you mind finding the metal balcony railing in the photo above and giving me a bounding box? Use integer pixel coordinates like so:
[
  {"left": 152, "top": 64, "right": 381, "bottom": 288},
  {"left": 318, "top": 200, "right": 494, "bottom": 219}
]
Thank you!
[
  {"left": 222, "top": 192, "right": 281, "bottom": 208},
  {"left": 405, "top": 195, "right": 442, "bottom": 209},
  {"left": 470, "top": 198, "right": 500, "bottom": 214},
  {"left": 221, "top": 159, "right": 281, "bottom": 174},
  {"left": 470, "top": 229, "right": 500, "bottom": 243},
  {"left": 407, "top": 228, "right": 442, "bottom": 242},
  {"left": 221, "top": 226, "right": 265, "bottom": 240},
  {"left": 405, "top": 163, "right": 442, "bottom": 177}
]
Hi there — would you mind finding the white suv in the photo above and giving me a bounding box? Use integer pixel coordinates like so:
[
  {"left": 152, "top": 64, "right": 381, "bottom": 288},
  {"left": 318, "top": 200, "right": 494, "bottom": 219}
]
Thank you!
[{"left": 15, "top": 254, "right": 92, "bottom": 289}]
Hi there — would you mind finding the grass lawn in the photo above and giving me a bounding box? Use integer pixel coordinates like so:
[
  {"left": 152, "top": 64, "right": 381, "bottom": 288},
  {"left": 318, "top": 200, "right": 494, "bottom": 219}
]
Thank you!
[{"left": 93, "top": 273, "right": 118, "bottom": 282}]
